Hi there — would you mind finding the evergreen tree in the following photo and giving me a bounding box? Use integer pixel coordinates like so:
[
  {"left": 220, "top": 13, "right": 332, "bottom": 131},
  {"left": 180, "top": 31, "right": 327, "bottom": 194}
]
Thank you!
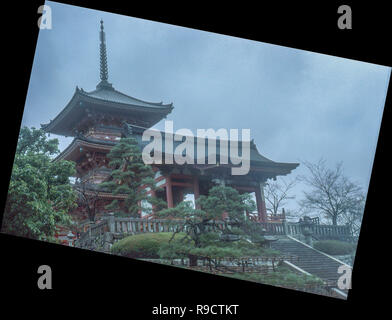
[
  {"left": 102, "top": 136, "right": 165, "bottom": 217},
  {"left": 157, "top": 185, "right": 268, "bottom": 266}
]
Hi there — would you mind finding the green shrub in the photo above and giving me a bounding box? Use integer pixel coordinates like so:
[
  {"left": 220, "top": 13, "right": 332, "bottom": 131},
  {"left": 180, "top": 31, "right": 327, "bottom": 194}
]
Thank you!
[
  {"left": 111, "top": 232, "right": 186, "bottom": 258},
  {"left": 313, "top": 240, "right": 355, "bottom": 255}
]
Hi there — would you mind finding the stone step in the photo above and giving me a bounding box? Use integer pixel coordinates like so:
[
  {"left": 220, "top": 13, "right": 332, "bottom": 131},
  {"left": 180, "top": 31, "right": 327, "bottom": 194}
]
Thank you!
[{"left": 271, "top": 236, "right": 350, "bottom": 293}]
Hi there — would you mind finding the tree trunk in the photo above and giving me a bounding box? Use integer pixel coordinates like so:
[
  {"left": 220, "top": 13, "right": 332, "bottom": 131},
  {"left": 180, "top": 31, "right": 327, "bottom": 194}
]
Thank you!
[{"left": 189, "top": 254, "right": 198, "bottom": 267}]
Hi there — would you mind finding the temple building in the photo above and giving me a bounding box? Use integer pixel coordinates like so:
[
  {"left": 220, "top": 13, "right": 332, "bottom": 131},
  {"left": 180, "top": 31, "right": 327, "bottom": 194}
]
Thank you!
[{"left": 42, "top": 21, "right": 298, "bottom": 230}]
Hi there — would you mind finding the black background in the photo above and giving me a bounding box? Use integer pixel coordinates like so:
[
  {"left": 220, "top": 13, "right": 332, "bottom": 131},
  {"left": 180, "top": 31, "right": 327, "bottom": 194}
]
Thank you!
[{"left": 1, "top": 0, "right": 390, "bottom": 316}]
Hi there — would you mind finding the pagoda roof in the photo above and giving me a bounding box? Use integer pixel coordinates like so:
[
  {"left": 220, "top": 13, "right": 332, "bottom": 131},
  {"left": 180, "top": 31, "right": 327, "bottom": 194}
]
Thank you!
[
  {"left": 54, "top": 134, "right": 115, "bottom": 162},
  {"left": 55, "top": 124, "right": 299, "bottom": 179},
  {"left": 124, "top": 124, "right": 298, "bottom": 169},
  {"left": 80, "top": 85, "right": 172, "bottom": 109},
  {"left": 41, "top": 85, "right": 173, "bottom": 136}
]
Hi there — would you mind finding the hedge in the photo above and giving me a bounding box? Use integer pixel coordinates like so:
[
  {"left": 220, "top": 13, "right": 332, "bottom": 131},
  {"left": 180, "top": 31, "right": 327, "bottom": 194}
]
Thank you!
[
  {"left": 111, "top": 232, "right": 186, "bottom": 259},
  {"left": 313, "top": 240, "right": 355, "bottom": 255}
]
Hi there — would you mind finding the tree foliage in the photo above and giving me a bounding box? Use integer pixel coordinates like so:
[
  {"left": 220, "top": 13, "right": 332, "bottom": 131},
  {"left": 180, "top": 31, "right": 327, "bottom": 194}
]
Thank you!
[
  {"left": 156, "top": 185, "right": 268, "bottom": 265},
  {"left": 111, "top": 232, "right": 187, "bottom": 259},
  {"left": 101, "top": 136, "right": 166, "bottom": 217},
  {"left": 2, "top": 127, "right": 77, "bottom": 241}
]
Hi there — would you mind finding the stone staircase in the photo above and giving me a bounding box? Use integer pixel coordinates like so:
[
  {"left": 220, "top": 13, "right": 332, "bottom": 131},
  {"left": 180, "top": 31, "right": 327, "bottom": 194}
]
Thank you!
[{"left": 271, "top": 236, "right": 351, "bottom": 297}]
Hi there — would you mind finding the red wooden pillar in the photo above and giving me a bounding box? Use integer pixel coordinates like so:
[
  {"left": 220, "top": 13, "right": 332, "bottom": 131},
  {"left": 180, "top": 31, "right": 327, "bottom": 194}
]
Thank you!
[
  {"left": 166, "top": 175, "right": 174, "bottom": 208},
  {"left": 255, "top": 184, "right": 267, "bottom": 222},
  {"left": 193, "top": 176, "right": 200, "bottom": 209}
]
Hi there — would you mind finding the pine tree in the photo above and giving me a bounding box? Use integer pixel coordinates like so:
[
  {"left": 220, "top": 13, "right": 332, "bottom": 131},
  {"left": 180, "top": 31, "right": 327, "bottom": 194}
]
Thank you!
[
  {"left": 102, "top": 136, "right": 165, "bottom": 217},
  {"left": 157, "top": 185, "right": 267, "bottom": 266}
]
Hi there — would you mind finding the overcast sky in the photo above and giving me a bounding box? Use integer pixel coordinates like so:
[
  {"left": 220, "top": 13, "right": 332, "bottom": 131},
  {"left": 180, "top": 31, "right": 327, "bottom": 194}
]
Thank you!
[{"left": 22, "top": 1, "right": 390, "bottom": 213}]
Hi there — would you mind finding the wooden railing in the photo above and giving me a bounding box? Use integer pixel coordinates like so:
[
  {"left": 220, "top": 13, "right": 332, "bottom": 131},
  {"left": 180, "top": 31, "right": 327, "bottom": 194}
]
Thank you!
[
  {"left": 259, "top": 221, "right": 350, "bottom": 238},
  {"left": 89, "top": 220, "right": 108, "bottom": 236},
  {"left": 105, "top": 217, "right": 229, "bottom": 234},
  {"left": 77, "top": 215, "right": 352, "bottom": 240},
  {"left": 308, "top": 224, "right": 351, "bottom": 238},
  {"left": 111, "top": 218, "right": 182, "bottom": 233},
  {"left": 259, "top": 222, "right": 285, "bottom": 235}
]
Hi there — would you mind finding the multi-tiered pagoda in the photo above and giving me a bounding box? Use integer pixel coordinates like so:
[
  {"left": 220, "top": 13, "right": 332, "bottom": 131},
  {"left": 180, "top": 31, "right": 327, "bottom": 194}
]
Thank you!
[{"left": 42, "top": 21, "right": 298, "bottom": 229}]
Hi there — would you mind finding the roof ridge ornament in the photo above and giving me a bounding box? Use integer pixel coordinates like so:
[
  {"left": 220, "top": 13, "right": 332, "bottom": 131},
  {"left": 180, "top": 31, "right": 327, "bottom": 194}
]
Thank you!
[{"left": 97, "top": 19, "right": 113, "bottom": 90}]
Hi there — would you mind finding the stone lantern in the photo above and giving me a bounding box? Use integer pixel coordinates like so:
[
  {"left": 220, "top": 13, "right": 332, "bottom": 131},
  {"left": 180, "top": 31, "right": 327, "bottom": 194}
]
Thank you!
[{"left": 67, "top": 231, "right": 75, "bottom": 247}]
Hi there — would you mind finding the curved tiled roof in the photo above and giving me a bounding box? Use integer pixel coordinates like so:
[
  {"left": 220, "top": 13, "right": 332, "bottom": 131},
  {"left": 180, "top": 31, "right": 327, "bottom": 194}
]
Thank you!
[
  {"left": 41, "top": 85, "right": 173, "bottom": 136},
  {"left": 79, "top": 86, "right": 173, "bottom": 109}
]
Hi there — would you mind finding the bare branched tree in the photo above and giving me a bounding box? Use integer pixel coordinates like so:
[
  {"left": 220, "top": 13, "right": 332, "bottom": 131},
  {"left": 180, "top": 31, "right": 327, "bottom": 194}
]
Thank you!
[
  {"left": 74, "top": 168, "right": 102, "bottom": 222},
  {"left": 264, "top": 178, "right": 297, "bottom": 216},
  {"left": 339, "top": 193, "right": 365, "bottom": 237},
  {"left": 299, "top": 159, "right": 365, "bottom": 232}
]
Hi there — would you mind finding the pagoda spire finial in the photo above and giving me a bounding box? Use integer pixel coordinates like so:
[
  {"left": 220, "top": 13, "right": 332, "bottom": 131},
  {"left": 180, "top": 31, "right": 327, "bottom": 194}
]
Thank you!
[
  {"left": 97, "top": 20, "right": 113, "bottom": 89},
  {"left": 100, "top": 19, "right": 108, "bottom": 81}
]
